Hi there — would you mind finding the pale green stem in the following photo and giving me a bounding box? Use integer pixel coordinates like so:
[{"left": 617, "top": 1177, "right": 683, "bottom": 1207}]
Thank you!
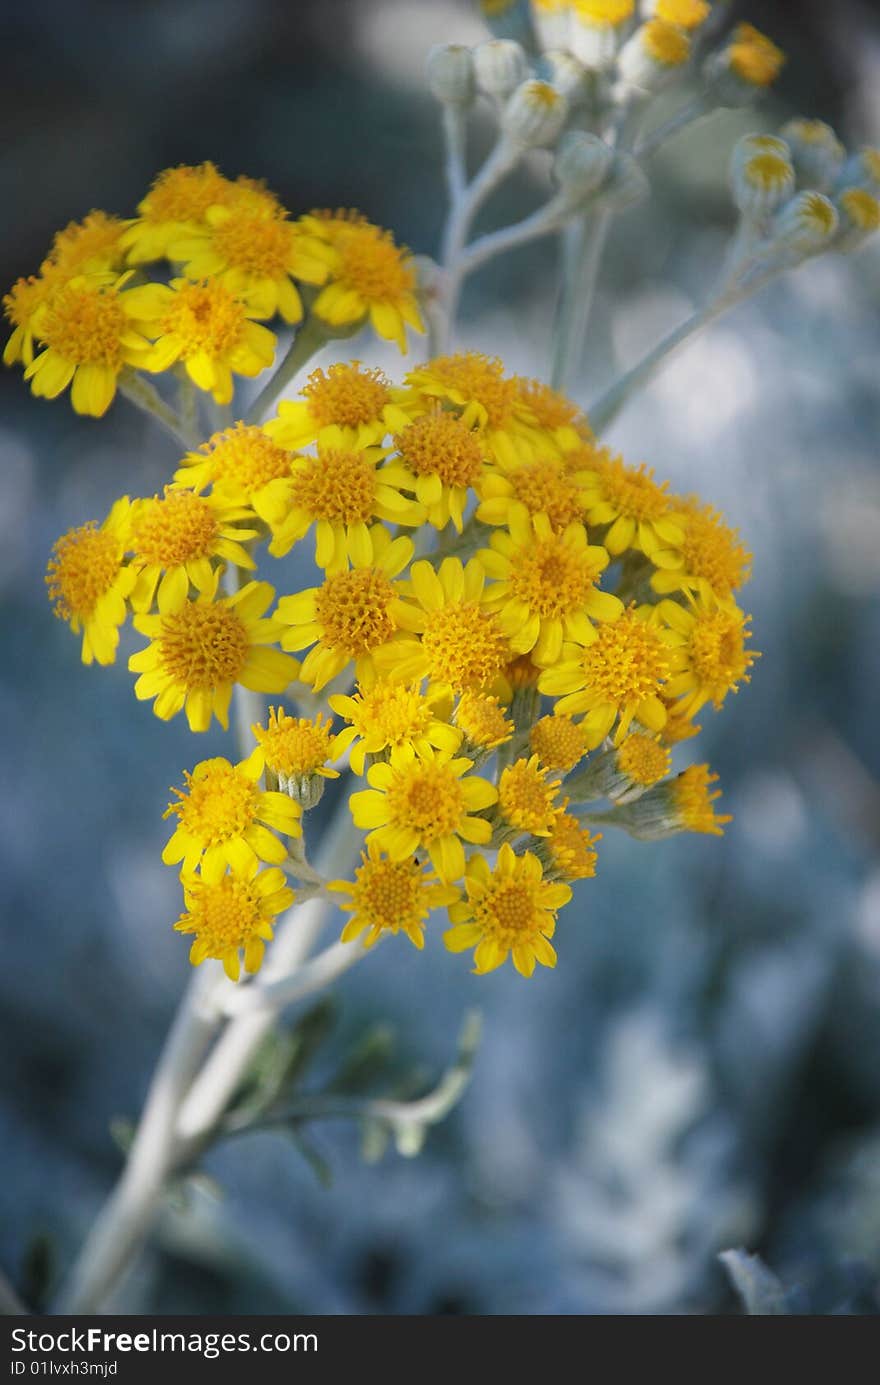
[
  {"left": 459, "top": 191, "right": 575, "bottom": 276},
  {"left": 442, "top": 104, "right": 468, "bottom": 204},
  {"left": 245, "top": 318, "right": 327, "bottom": 424},
  {"left": 550, "top": 207, "right": 612, "bottom": 391},
  {"left": 221, "top": 560, "right": 266, "bottom": 756},
  {"left": 634, "top": 94, "right": 712, "bottom": 160},
  {"left": 175, "top": 370, "right": 201, "bottom": 448},
  {"left": 117, "top": 371, "right": 189, "bottom": 448}
]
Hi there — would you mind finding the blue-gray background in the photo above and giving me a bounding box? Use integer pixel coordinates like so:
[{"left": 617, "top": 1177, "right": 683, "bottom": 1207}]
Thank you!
[{"left": 2, "top": 0, "right": 880, "bottom": 1314}]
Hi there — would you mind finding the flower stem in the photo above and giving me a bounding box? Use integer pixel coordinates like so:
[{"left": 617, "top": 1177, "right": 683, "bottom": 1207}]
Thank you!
[
  {"left": 117, "top": 371, "right": 190, "bottom": 448},
  {"left": 245, "top": 318, "right": 327, "bottom": 424},
  {"left": 550, "top": 207, "right": 612, "bottom": 392}
]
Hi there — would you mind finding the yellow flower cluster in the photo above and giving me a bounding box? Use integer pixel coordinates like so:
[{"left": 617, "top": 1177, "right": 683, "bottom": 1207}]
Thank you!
[
  {"left": 3, "top": 163, "right": 423, "bottom": 416},
  {"left": 42, "top": 346, "right": 757, "bottom": 981}
]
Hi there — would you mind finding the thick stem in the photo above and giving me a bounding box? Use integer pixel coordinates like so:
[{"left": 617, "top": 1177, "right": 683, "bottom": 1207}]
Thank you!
[
  {"left": 550, "top": 207, "right": 612, "bottom": 392},
  {"left": 245, "top": 318, "right": 326, "bottom": 424}
]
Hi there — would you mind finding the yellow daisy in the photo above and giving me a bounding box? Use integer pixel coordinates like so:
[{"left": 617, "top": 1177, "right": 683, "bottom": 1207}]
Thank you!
[
  {"left": 329, "top": 681, "right": 461, "bottom": 776},
  {"left": 45, "top": 497, "right": 136, "bottom": 666},
  {"left": 274, "top": 524, "right": 414, "bottom": 691},
  {"left": 479, "top": 512, "right": 622, "bottom": 665},
  {"left": 657, "top": 587, "right": 758, "bottom": 718},
  {"left": 391, "top": 405, "right": 489, "bottom": 532},
  {"left": 172, "top": 422, "right": 295, "bottom": 509},
  {"left": 581, "top": 454, "right": 684, "bottom": 558},
  {"left": 174, "top": 860, "right": 294, "bottom": 981},
  {"left": 543, "top": 809, "right": 601, "bottom": 882},
  {"left": 265, "top": 362, "right": 415, "bottom": 451},
  {"left": 443, "top": 844, "right": 571, "bottom": 977},
  {"left": 303, "top": 209, "right": 424, "bottom": 353},
  {"left": 329, "top": 842, "right": 459, "bottom": 950},
  {"left": 162, "top": 752, "right": 302, "bottom": 878},
  {"left": 251, "top": 708, "right": 343, "bottom": 795},
  {"left": 403, "top": 353, "right": 539, "bottom": 468},
  {"left": 47, "top": 210, "right": 129, "bottom": 279},
  {"left": 121, "top": 162, "right": 277, "bottom": 265},
  {"left": 650, "top": 497, "right": 752, "bottom": 599},
  {"left": 529, "top": 713, "right": 589, "bottom": 773},
  {"left": 498, "top": 754, "right": 563, "bottom": 838},
  {"left": 349, "top": 743, "right": 497, "bottom": 883},
  {"left": 3, "top": 273, "right": 56, "bottom": 367},
  {"left": 128, "top": 575, "right": 298, "bottom": 732},
  {"left": 128, "top": 487, "right": 258, "bottom": 613},
  {"left": 476, "top": 454, "right": 591, "bottom": 534}
]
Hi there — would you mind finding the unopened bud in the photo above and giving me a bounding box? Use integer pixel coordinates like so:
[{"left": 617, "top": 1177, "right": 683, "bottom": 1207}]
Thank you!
[
  {"left": 617, "top": 19, "right": 691, "bottom": 95},
  {"left": 835, "top": 186, "right": 880, "bottom": 252},
  {"left": 531, "top": 0, "right": 572, "bottom": 52},
  {"left": 601, "top": 150, "right": 650, "bottom": 210},
  {"left": 426, "top": 44, "right": 476, "bottom": 107},
  {"left": 473, "top": 38, "right": 530, "bottom": 99},
  {"left": 570, "top": 0, "right": 637, "bottom": 71},
  {"left": 539, "top": 49, "right": 592, "bottom": 107},
  {"left": 705, "top": 22, "right": 785, "bottom": 108},
  {"left": 502, "top": 78, "right": 569, "bottom": 147},
  {"left": 838, "top": 146, "right": 880, "bottom": 198},
  {"left": 730, "top": 136, "right": 794, "bottom": 218},
  {"left": 641, "top": 0, "right": 710, "bottom": 29},
  {"left": 772, "top": 190, "right": 838, "bottom": 260},
  {"left": 554, "top": 130, "right": 615, "bottom": 202},
  {"left": 780, "top": 118, "right": 845, "bottom": 191}
]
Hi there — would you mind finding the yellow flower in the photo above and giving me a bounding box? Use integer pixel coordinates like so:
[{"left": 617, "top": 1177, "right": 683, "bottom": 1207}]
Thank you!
[
  {"left": 265, "top": 362, "right": 415, "bottom": 450},
  {"left": 47, "top": 211, "right": 129, "bottom": 279},
  {"left": 252, "top": 427, "right": 424, "bottom": 569},
  {"left": 657, "top": 587, "right": 757, "bottom": 718},
  {"left": 581, "top": 454, "right": 683, "bottom": 558},
  {"left": 403, "top": 353, "right": 538, "bottom": 468},
  {"left": 3, "top": 274, "right": 54, "bottom": 366},
  {"left": 498, "top": 754, "right": 562, "bottom": 837},
  {"left": 329, "top": 843, "right": 458, "bottom": 950},
  {"left": 329, "top": 681, "right": 461, "bottom": 776},
  {"left": 349, "top": 743, "right": 497, "bottom": 883},
  {"left": 727, "top": 22, "right": 784, "bottom": 87},
  {"left": 651, "top": 497, "right": 752, "bottom": 599},
  {"left": 544, "top": 809, "right": 601, "bottom": 882},
  {"left": 671, "top": 764, "right": 731, "bottom": 835},
  {"left": 375, "top": 556, "right": 511, "bottom": 699},
  {"left": 23, "top": 274, "right": 153, "bottom": 416},
  {"left": 615, "top": 732, "right": 671, "bottom": 789},
  {"left": 392, "top": 406, "right": 488, "bottom": 532},
  {"left": 121, "top": 162, "right": 277, "bottom": 264},
  {"left": 275, "top": 524, "right": 414, "bottom": 691},
  {"left": 252, "top": 708, "right": 342, "bottom": 788},
  {"left": 174, "top": 860, "right": 294, "bottom": 981},
  {"left": 162, "top": 752, "right": 301, "bottom": 878},
  {"left": 128, "top": 487, "right": 258, "bottom": 613},
  {"left": 573, "top": 0, "right": 634, "bottom": 26},
  {"left": 129, "top": 277, "right": 276, "bottom": 405},
  {"left": 45, "top": 498, "right": 136, "bottom": 666},
  {"left": 476, "top": 454, "right": 590, "bottom": 533},
  {"left": 479, "top": 513, "right": 622, "bottom": 665},
  {"left": 529, "top": 713, "right": 588, "bottom": 772},
  {"left": 454, "top": 692, "right": 514, "bottom": 754},
  {"left": 173, "top": 422, "right": 294, "bottom": 508},
  {"left": 128, "top": 576, "right": 298, "bottom": 732},
  {"left": 444, "top": 844, "right": 571, "bottom": 977},
  {"left": 512, "top": 375, "right": 590, "bottom": 454},
  {"left": 654, "top": 0, "right": 710, "bottom": 28},
  {"left": 538, "top": 605, "right": 679, "bottom": 745},
  {"left": 304, "top": 210, "right": 424, "bottom": 352},
  {"left": 168, "top": 203, "right": 333, "bottom": 323}
]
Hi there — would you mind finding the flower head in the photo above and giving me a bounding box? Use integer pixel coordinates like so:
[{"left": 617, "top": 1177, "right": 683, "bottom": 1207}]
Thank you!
[
  {"left": 3, "top": 274, "right": 55, "bottom": 366},
  {"left": 455, "top": 691, "right": 514, "bottom": 754},
  {"left": 393, "top": 407, "right": 488, "bottom": 532},
  {"left": 498, "top": 754, "right": 563, "bottom": 837},
  {"left": 45, "top": 498, "right": 135, "bottom": 665},
  {"left": 330, "top": 681, "right": 461, "bottom": 776},
  {"left": 477, "top": 455, "right": 589, "bottom": 533},
  {"left": 444, "top": 844, "right": 571, "bottom": 976},
  {"left": 659, "top": 587, "right": 757, "bottom": 717},
  {"left": 581, "top": 454, "right": 683, "bottom": 557},
  {"left": 605, "top": 763, "right": 731, "bottom": 839},
  {"left": 349, "top": 743, "right": 497, "bottom": 883},
  {"left": 174, "top": 860, "right": 294, "bottom": 981},
  {"left": 128, "top": 576, "right": 298, "bottom": 731},
  {"left": 530, "top": 713, "right": 588, "bottom": 772},
  {"left": 305, "top": 210, "right": 424, "bottom": 352},
  {"left": 122, "top": 162, "right": 277, "bottom": 264},
  {"left": 162, "top": 752, "right": 301, "bottom": 878},
  {"left": 47, "top": 211, "right": 129, "bottom": 279},
  {"left": 330, "top": 842, "right": 458, "bottom": 950},
  {"left": 615, "top": 732, "right": 671, "bottom": 790},
  {"left": 727, "top": 23, "right": 784, "bottom": 88},
  {"left": 174, "top": 422, "right": 294, "bottom": 507},
  {"left": 404, "top": 353, "right": 537, "bottom": 468},
  {"left": 251, "top": 708, "right": 342, "bottom": 800},
  {"left": 651, "top": 497, "right": 752, "bottom": 598},
  {"left": 128, "top": 487, "right": 258, "bottom": 613},
  {"left": 544, "top": 809, "right": 601, "bottom": 882},
  {"left": 653, "top": 0, "right": 710, "bottom": 29},
  {"left": 266, "top": 362, "right": 414, "bottom": 451}
]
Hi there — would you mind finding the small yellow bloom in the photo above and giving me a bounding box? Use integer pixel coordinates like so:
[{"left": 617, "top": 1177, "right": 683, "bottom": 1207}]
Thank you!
[
  {"left": 672, "top": 764, "right": 731, "bottom": 835},
  {"left": 129, "top": 277, "right": 276, "bottom": 405},
  {"left": 122, "top": 162, "right": 277, "bottom": 265},
  {"left": 251, "top": 708, "right": 342, "bottom": 798},
  {"left": 403, "top": 353, "right": 537, "bottom": 468},
  {"left": 329, "top": 842, "right": 459, "bottom": 950},
  {"left": 479, "top": 512, "right": 622, "bottom": 665},
  {"left": 304, "top": 210, "right": 424, "bottom": 352},
  {"left": 266, "top": 362, "right": 415, "bottom": 450},
  {"left": 275, "top": 524, "right": 414, "bottom": 691},
  {"left": 512, "top": 375, "right": 590, "bottom": 454},
  {"left": 658, "top": 587, "right": 758, "bottom": 717},
  {"left": 651, "top": 496, "right": 752, "bottom": 599},
  {"left": 530, "top": 713, "right": 588, "bottom": 772},
  {"left": 615, "top": 732, "right": 671, "bottom": 789},
  {"left": 544, "top": 809, "right": 601, "bottom": 882},
  {"left": 173, "top": 422, "right": 294, "bottom": 508},
  {"left": 3, "top": 274, "right": 54, "bottom": 367},
  {"left": 454, "top": 692, "right": 514, "bottom": 753},
  {"left": 128, "top": 575, "right": 298, "bottom": 732},
  {"left": 47, "top": 211, "right": 129, "bottom": 279},
  {"left": 498, "top": 754, "right": 563, "bottom": 837},
  {"left": 163, "top": 752, "right": 301, "bottom": 878},
  {"left": 349, "top": 743, "right": 497, "bottom": 883},
  {"left": 174, "top": 860, "right": 294, "bottom": 981},
  {"left": 654, "top": 0, "right": 709, "bottom": 31},
  {"left": 444, "top": 844, "right": 571, "bottom": 977},
  {"left": 581, "top": 454, "right": 683, "bottom": 558},
  {"left": 727, "top": 22, "right": 784, "bottom": 88},
  {"left": 330, "top": 681, "right": 461, "bottom": 776},
  {"left": 45, "top": 498, "right": 136, "bottom": 665},
  {"left": 128, "top": 487, "right": 258, "bottom": 613},
  {"left": 476, "top": 455, "right": 589, "bottom": 533},
  {"left": 393, "top": 406, "right": 488, "bottom": 533}
]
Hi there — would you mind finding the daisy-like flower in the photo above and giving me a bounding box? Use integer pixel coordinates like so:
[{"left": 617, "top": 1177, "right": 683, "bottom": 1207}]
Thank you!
[
  {"left": 543, "top": 809, "right": 601, "bottom": 882},
  {"left": 443, "top": 844, "right": 571, "bottom": 977},
  {"left": 174, "top": 860, "right": 294, "bottom": 981},
  {"left": 128, "top": 487, "right": 258, "bottom": 613},
  {"left": 252, "top": 426, "right": 424, "bottom": 569},
  {"left": 3, "top": 273, "right": 55, "bottom": 366},
  {"left": 392, "top": 406, "right": 488, "bottom": 532},
  {"left": 45, "top": 498, "right": 136, "bottom": 666},
  {"left": 128, "top": 277, "right": 276, "bottom": 405},
  {"left": 329, "top": 843, "right": 459, "bottom": 951},
  {"left": 581, "top": 454, "right": 683, "bottom": 558},
  {"left": 476, "top": 454, "right": 590, "bottom": 534},
  {"left": 603, "top": 763, "right": 732, "bottom": 839},
  {"left": 538, "top": 605, "right": 679, "bottom": 746},
  {"left": 512, "top": 375, "right": 590, "bottom": 455},
  {"left": 329, "top": 681, "right": 461, "bottom": 776},
  {"left": 529, "top": 713, "right": 589, "bottom": 773},
  {"left": 479, "top": 513, "right": 622, "bottom": 665},
  {"left": 565, "top": 729, "right": 672, "bottom": 804},
  {"left": 375, "top": 556, "right": 511, "bottom": 699},
  {"left": 128, "top": 575, "right": 298, "bottom": 732},
  {"left": 651, "top": 496, "right": 752, "bottom": 599},
  {"left": 251, "top": 708, "right": 343, "bottom": 801},
  {"left": 403, "top": 353, "right": 538, "bottom": 468},
  {"left": 303, "top": 210, "right": 424, "bottom": 352},
  {"left": 657, "top": 587, "right": 757, "bottom": 718},
  {"left": 265, "top": 362, "right": 415, "bottom": 451},
  {"left": 47, "top": 211, "right": 129, "bottom": 279},
  {"left": 162, "top": 752, "right": 302, "bottom": 878},
  {"left": 275, "top": 525, "right": 414, "bottom": 691},
  {"left": 173, "top": 422, "right": 294, "bottom": 509},
  {"left": 570, "top": 0, "right": 636, "bottom": 69},
  {"left": 168, "top": 202, "right": 333, "bottom": 323},
  {"left": 454, "top": 692, "right": 514, "bottom": 756},
  {"left": 23, "top": 274, "right": 153, "bottom": 416},
  {"left": 121, "top": 162, "right": 277, "bottom": 265},
  {"left": 349, "top": 743, "right": 497, "bottom": 883},
  {"left": 498, "top": 755, "right": 563, "bottom": 838}
]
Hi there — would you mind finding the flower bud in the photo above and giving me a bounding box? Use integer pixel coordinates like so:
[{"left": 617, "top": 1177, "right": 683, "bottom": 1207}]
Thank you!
[
  {"left": 531, "top": 0, "right": 572, "bottom": 52},
  {"left": 565, "top": 733, "right": 672, "bottom": 805},
  {"left": 473, "top": 38, "right": 530, "bottom": 99},
  {"left": 600, "top": 150, "right": 650, "bottom": 210},
  {"left": 570, "top": 0, "right": 637, "bottom": 71},
  {"left": 426, "top": 44, "right": 476, "bottom": 107},
  {"left": 617, "top": 19, "right": 691, "bottom": 95},
  {"left": 834, "top": 186, "right": 880, "bottom": 253},
  {"left": 538, "top": 48, "right": 592, "bottom": 107},
  {"left": 705, "top": 22, "right": 785, "bottom": 108},
  {"left": 771, "top": 190, "right": 838, "bottom": 260},
  {"left": 730, "top": 136, "right": 794, "bottom": 218},
  {"left": 554, "top": 130, "right": 615, "bottom": 202},
  {"left": 502, "top": 78, "right": 569, "bottom": 147},
  {"left": 590, "top": 764, "right": 731, "bottom": 839},
  {"left": 780, "top": 118, "right": 845, "bottom": 191},
  {"left": 478, "top": 0, "right": 539, "bottom": 48},
  {"left": 641, "top": 0, "right": 710, "bottom": 29},
  {"left": 838, "top": 146, "right": 880, "bottom": 198}
]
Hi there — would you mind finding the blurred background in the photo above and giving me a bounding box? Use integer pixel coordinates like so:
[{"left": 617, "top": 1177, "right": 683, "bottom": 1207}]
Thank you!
[{"left": 2, "top": 0, "right": 880, "bottom": 1315}]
